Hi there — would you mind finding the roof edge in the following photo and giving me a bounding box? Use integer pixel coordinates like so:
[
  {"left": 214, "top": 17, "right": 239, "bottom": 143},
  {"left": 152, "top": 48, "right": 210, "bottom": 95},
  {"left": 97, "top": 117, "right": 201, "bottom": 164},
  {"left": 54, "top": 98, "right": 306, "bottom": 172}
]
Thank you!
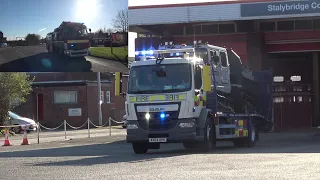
[{"left": 129, "top": 0, "right": 279, "bottom": 10}]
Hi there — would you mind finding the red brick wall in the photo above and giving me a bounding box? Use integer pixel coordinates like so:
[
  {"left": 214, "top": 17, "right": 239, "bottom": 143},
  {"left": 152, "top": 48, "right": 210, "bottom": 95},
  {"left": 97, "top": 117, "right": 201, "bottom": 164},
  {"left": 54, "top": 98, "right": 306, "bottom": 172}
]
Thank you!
[
  {"left": 13, "top": 73, "right": 128, "bottom": 128},
  {"left": 86, "top": 83, "right": 115, "bottom": 126}
]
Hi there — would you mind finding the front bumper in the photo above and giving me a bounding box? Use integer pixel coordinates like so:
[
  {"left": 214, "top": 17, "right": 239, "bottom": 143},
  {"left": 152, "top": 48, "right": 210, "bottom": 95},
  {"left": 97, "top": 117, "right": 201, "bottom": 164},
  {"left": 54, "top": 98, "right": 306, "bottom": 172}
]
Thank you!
[
  {"left": 126, "top": 118, "right": 202, "bottom": 143},
  {"left": 64, "top": 49, "right": 88, "bottom": 57},
  {"left": 21, "top": 124, "right": 38, "bottom": 131}
]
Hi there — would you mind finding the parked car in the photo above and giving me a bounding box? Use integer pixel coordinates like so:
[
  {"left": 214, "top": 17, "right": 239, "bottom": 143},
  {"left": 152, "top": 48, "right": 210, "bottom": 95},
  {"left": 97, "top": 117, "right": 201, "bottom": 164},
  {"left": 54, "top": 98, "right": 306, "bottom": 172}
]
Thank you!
[
  {"left": 6, "top": 111, "right": 38, "bottom": 134},
  {"left": 1, "top": 43, "right": 7, "bottom": 47},
  {"left": 122, "top": 115, "right": 127, "bottom": 128}
]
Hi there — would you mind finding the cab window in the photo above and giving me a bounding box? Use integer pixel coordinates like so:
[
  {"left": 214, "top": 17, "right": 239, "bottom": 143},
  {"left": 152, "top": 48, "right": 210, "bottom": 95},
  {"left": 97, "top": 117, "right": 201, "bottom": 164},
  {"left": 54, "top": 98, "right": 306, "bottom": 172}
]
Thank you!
[
  {"left": 220, "top": 51, "right": 228, "bottom": 67},
  {"left": 194, "top": 65, "right": 202, "bottom": 90},
  {"left": 210, "top": 50, "right": 220, "bottom": 65}
]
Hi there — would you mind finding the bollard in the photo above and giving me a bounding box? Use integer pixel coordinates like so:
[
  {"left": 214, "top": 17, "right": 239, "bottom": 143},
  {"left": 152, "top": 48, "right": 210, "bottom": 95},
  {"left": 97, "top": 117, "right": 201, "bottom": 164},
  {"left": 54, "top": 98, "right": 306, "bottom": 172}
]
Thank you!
[
  {"left": 64, "top": 120, "right": 67, "bottom": 140},
  {"left": 88, "top": 118, "right": 90, "bottom": 138},
  {"left": 37, "top": 122, "right": 40, "bottom": 144},
  {"left": 109, "top": 117, "right": 111, "bottom": 136}
]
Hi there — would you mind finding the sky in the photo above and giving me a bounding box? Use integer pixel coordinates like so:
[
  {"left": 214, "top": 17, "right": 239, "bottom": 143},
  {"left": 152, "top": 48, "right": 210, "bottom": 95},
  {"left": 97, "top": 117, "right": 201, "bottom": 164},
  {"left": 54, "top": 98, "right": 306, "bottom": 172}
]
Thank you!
[
  {"left": 128, "top": 0, "right": 233, "bottom": 6},
  {"left": 0, "top": 0, "right": 127, "bottom": 40}
]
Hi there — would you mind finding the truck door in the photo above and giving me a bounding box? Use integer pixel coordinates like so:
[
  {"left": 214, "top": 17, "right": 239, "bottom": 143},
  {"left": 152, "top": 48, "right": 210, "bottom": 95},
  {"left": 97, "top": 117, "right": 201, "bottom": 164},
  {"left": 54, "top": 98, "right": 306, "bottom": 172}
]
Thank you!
[
  {"left": 210, "top": 50, "right": 222, "bottom": 86},
  {"left": 219, "top": 51, "right": 231, "bottom": 93}
]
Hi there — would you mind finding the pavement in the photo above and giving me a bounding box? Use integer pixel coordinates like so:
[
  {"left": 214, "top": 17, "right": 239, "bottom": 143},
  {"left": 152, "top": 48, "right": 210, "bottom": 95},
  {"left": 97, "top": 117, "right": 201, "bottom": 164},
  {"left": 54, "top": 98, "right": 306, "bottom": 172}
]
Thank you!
[
  {"left": 0, "top": 127, "right": 126, "bottom": 145},
  {"left": 0, "top": 45, "right": 129, "bottom": 72},
  {"left": 1, "top": 129, "right": 320, "bottom": 180}
]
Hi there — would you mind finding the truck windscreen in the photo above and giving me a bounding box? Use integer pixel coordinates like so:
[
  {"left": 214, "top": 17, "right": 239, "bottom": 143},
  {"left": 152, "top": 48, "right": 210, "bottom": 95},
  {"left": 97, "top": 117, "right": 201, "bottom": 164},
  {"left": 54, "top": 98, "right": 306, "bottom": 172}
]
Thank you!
[
  {"left": 128, "top": 63, "right": 192, "bottom": 94},
  {"left": 63, "top": 26, "right": 88, "bottom": 38}
]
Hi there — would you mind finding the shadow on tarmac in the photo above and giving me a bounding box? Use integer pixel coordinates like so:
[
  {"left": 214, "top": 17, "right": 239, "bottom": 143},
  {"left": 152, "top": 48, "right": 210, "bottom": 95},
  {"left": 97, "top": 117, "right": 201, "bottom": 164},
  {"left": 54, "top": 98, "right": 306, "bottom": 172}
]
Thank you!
[
  {"left": 1, "top": 134, "right": 320, "bottom": 167},
  {"left": 0, "top": 52, "right": 92, "bottom": 72}
]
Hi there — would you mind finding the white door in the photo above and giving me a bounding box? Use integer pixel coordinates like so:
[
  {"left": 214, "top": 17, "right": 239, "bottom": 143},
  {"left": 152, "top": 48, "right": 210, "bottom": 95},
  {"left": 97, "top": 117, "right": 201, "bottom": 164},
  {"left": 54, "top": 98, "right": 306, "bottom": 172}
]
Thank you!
[
  {"left": 219, "top": 51, "right": 231, "bottom": 93},
  {"left": 209, "top": 50, "right": 222, "bottom": 86}
]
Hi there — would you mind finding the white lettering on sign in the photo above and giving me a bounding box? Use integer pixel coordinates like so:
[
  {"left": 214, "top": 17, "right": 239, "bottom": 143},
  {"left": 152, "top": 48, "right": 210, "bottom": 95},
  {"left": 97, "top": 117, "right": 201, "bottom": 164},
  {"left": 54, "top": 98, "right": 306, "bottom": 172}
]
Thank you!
[
  {"left": 267, "top": 2, "right": 320, "bottom": 13},
  {"left": 311, "top": 2, "right": 320, "bottom": 9},
  {"left": 268, "top": 3, "right": 309, "bottom": 12}
]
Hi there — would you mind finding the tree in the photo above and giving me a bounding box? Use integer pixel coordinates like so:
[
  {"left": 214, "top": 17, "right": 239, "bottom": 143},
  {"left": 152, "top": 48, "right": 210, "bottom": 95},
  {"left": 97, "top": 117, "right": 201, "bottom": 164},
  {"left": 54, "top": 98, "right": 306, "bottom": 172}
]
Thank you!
[
  {"left": 0, "top": 73, "right": 34, "bottom": 125},
  {"left": 95, "top": 29, "right": 104, "bottom": 34},
  {"left": 106, "top": 28, "right": 114, "bottom": 34},
  {"left": 25, "top": 33, "right": 41, "bottom": 45},
  {"left": 112, "top": 9, "right": 128, "bottom": 33}
]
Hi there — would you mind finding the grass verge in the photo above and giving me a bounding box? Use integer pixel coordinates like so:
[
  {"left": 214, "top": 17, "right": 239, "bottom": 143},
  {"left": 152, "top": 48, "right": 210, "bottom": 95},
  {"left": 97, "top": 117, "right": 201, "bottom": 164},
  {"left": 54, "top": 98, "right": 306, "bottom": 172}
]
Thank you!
[{"left": 89, "top": 46, "right": 128, "bottom": 63}]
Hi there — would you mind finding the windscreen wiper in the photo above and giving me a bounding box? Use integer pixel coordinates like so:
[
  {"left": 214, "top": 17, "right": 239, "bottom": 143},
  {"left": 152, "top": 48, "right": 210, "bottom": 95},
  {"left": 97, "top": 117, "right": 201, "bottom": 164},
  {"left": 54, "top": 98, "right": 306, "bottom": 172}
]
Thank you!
[{"left": 133, "top": 90, "right": 162, "bottom": 94}]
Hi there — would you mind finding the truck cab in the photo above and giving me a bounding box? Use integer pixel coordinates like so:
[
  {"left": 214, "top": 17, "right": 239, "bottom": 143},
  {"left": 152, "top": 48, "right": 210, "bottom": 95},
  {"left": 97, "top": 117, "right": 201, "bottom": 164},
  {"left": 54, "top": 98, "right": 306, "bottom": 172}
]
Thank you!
[{"left": 157, "top": 41, "right": 231, "bottom": 94}]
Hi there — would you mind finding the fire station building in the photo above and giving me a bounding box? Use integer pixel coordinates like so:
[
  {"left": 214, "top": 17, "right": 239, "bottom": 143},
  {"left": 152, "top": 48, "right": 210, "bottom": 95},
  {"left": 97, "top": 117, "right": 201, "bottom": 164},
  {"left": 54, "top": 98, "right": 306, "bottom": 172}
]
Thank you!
[{"left": 129, "top": 0, "right": 320, "bottom": 131}]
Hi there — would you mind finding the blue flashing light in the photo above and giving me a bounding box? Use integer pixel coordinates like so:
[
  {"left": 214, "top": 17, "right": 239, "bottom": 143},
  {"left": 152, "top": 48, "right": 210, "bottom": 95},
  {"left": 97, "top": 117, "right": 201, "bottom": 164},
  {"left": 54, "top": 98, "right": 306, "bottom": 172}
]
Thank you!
[
  {"left": 71, "top": 44, "right": 74, "bottom": 47},
  {"left": 138, "top": 50, "right": 154, "bottom": 56},
  {"left": 170, "top": 53, "right": 173, "bottom": 56},
  {"left": 176, "top": 53, "right": 180, "bottom": 56},
  {"left": 146, "top": 50, "right": 154, "bottom": 55},
  {"left": 160, "top": 113, "right": 165, "bottom": 119}
]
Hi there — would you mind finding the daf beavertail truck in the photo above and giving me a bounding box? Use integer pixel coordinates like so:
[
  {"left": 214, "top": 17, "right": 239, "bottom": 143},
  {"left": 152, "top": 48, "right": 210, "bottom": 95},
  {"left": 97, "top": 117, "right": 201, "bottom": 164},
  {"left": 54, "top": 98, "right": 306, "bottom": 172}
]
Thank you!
[{"left": 115, "top": 41, "right": 274, "bottom": 154}]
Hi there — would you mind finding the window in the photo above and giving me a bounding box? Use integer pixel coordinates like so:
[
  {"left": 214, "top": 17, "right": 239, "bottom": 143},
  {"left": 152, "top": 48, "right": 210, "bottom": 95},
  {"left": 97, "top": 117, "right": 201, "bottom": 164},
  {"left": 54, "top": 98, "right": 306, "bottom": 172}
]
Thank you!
[
  {"left": 277, "top": 21, "right": 294, "bottom": 31},
  {"left": 219, "top": 24, "right": 235, "bottom": 33},
  {"left": 314, "top": 19, "right": 320, "bottom": 29},
  {"left": 100, "top": 91, "right": 104, "bottom": 104},
  {"left": 259, "top": 21, "right": 276, "bottom": 32},
  {"left": 202, "top": 24, "right": 218, "bottom": 34},
  {"left": 170, "top": 27, "right": 184, "bottom": 35},
  {"left": 194, "top": 65, "right": 202, "bottom": 90},
  {"left": 236, "top": 21, "right": 254, "bottom": 33},
  {"left": 210, "top": 50, "right": 220, "bottom": 65},
  {"left": 186, "top": 25, "right": 201, "bottom": 35},
  {"left": 54, "top": 91, "right": 77, "bottom": 104},
  {"left": 220, "top": 51, "right": 228, "bottom": 67},
  {"left": 295, "top": 20, "right": 313, "bottom": 30},
  {"left": 106, "top": 91, "right": 111, "bottom": 103}
]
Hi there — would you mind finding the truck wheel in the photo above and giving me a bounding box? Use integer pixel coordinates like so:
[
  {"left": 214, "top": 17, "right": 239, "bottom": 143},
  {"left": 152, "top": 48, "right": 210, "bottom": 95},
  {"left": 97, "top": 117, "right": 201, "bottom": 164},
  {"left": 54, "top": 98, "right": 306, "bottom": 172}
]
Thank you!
[
  {"left": 132, "top": 143, "right": 148, "bottom": 154},
  {"left": 198, "top": 117, "right": 215, "bottom": 151},
  {"left": 233, "top": 123, "right": 257, "bottom": 148}
]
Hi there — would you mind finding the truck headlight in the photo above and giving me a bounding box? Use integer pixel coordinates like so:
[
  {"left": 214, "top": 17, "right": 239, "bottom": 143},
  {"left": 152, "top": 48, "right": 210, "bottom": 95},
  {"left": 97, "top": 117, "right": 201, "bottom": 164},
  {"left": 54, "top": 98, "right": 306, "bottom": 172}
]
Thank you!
[
  {"left": 127, "top": 124, "right": 138, "bottom": 129},
  {"left": 179, "top": 122, "right": 195, "bottom": 128}
]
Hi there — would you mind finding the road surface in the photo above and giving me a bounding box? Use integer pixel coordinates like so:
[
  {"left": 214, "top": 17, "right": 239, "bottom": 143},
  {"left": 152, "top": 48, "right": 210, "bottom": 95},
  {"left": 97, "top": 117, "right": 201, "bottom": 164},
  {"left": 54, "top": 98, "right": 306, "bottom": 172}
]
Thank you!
[
  {"left": 0, "top": 45, "right": 128, "bottom": 72},
  {"left": 1, "top": 130, "right": 320, "bottom": 180}
]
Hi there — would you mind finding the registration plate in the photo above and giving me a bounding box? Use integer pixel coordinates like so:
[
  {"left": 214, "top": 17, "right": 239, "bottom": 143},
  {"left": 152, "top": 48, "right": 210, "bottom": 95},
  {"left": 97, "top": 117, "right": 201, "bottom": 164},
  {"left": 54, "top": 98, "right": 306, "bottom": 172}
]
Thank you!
[{"left": 149, "top": 138, "right": 167, "bottom": 143}]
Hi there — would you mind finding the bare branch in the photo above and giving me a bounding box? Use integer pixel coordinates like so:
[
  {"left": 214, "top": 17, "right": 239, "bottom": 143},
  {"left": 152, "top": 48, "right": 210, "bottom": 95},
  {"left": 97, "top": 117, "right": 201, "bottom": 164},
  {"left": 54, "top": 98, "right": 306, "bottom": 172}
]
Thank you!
[{"left": 112, "top": 9, "right": 128, "bottom": 33}]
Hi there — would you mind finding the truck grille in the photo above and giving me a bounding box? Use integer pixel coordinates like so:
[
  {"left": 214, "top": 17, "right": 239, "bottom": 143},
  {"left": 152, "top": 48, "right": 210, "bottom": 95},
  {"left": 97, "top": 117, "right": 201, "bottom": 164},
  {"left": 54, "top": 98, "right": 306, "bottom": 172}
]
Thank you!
[
  {"left": 137, "top": 111, "right": 180, "bottom": 131},
  {"left": 68, "top": 43, "right": 89, "bottom": 50}
]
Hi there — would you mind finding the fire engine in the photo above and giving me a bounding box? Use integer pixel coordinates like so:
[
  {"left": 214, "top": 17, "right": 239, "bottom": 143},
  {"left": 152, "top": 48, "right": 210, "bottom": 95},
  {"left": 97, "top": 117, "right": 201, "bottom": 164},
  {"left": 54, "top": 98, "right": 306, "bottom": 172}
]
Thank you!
[{"left": 46, "top": 21, "right": 91, "bottom": 57}]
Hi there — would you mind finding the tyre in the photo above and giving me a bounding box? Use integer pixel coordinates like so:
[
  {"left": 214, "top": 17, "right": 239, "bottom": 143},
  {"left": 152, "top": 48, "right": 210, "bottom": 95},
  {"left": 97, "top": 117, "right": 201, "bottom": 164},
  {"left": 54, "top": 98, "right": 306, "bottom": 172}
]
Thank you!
[
  {"left": 233, "top": 122, "right": 257, "bottom": 148},
  {"left": 11, "top": 125, "right": 22, "bottom": 134},
  {"left": 198, "top": 117, "right": 216, "bottom": 152},
  {"left": 132, "top": 143, "right": 148, "bottom": 154}
]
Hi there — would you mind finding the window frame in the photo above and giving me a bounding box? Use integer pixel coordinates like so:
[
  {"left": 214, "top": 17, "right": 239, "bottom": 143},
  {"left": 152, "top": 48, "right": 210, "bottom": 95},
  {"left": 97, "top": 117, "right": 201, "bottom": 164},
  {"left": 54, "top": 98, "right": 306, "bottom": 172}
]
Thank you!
[
  {"left": 106, "top": 91, "right": 111, "bottom": 104},
  {"left": 53, "top": 90, "right": 77, "bottom": 104},
  {"left": 220, "top": 51, "right": 229, "bottom": 67}
]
